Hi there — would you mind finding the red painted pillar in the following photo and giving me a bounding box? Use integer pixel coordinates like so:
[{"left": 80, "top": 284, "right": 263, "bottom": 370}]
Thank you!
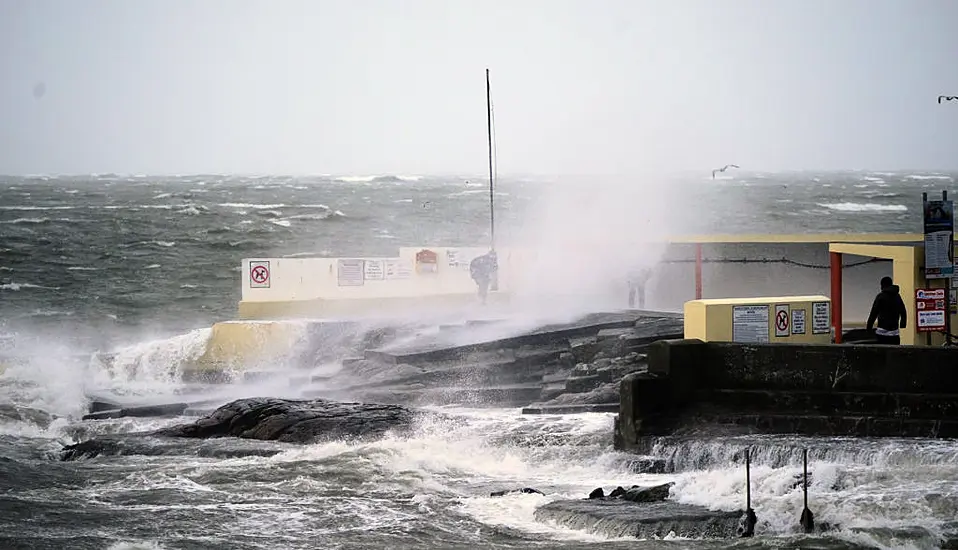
[
  {"left": 695, "top": 243, "right": 703, "bottom": 300},
  {"left": 830, "top": 252, "right": 843, "bottom": 343}
]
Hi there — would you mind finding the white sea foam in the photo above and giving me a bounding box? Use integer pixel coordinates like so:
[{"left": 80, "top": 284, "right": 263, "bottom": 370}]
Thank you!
[{"left": 817, "top": 202, "right": 908, "bottom": 212}]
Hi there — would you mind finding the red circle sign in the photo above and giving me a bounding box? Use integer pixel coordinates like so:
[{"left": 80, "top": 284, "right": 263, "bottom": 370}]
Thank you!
[
  {"left": 776, "top": 311, "right": 789, "bottom": 330},
  {"left": 251, "top": 265, "right": 269, "bottom": 284}
]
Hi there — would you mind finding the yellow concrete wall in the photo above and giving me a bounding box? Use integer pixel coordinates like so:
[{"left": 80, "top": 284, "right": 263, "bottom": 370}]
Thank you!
[
  {"left": 237, "top": 291, "right": 510, "bottom": 320},
  {"left": 684, "top": 295, "right": 832, "bottom": 344},
  {"left": 189, "top": 320, "right": 309, "bottom": 372}
]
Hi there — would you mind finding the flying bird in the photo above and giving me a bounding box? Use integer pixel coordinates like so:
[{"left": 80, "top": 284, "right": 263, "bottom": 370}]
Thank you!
[{"left": 712, "top": 164, "right": 740, "bottom": 179}]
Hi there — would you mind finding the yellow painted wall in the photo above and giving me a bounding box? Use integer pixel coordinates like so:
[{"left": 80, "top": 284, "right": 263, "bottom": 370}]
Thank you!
[
  {"left": 237, "top": 291, "right": 510, "bottom": 320},
  {"left": 828, "top": 242, "right": 954, "bottom": 346},
  {"left": 188, "top": 320, "right": 309, "bottom": 372},
  {"left": 684, "top": 295, "right": 832, "bottom": 344}
]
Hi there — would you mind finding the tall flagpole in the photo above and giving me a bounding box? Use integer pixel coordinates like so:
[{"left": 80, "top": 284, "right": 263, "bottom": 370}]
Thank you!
[{"left": 486, "top": 68, "right": 495, "bottom": 251}]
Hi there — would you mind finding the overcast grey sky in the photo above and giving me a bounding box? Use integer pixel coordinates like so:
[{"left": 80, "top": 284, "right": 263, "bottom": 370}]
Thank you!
[{"left": 1, "top": 0, "right": 957, "bottom": 176}]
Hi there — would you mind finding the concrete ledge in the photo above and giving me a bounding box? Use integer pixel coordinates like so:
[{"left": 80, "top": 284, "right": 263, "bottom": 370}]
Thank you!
[{"left": 238, "top": 292, "right": 509, "bottom": 320}]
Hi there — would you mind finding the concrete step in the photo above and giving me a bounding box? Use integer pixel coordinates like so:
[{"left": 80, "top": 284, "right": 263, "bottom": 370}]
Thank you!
[
  {"left": 365, "top": 312, "right": 658, "bottom": 364},
  {"left": 702, "top": 389, "right": 958, "bottom": 421},
  {"left": 697, "top": 412, "right": 958, "bottom": 438},
  {"left": 521, "top": 403, "right": 619, "bottom": 415}
]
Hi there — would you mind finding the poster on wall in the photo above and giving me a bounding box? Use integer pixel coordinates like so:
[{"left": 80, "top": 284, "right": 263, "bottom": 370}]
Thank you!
[
  {"left": 337, "top": 259, "right": 364, "bottom": 287},
  {"left": 923, "top": 198, "right": 954, "bottom": 279},
  {"left": 916, "top": 288, "right": 947, "bottom": 332},
  {"left": 732, "top": 305, "right": 769, "bottom": 343},
  {"left": 416, "top": 249, "right": 438, "bottom": 274}
]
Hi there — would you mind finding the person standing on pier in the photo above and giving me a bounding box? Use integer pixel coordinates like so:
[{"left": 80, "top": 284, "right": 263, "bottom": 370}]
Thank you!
[
  {"left": 866, "top": 276, "right": 907, "bottom": 345},
  {"left": 627, "top": 267, "right": 653, "bottom": 309},
  {"left": 470, "top": 250, "right": 498, "bottom": 305}
]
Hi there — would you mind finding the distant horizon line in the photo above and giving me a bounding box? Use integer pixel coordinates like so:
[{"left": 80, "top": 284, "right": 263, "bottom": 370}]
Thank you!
[{"left": 2, "top": 168, "right": 958, "bottom": 179}]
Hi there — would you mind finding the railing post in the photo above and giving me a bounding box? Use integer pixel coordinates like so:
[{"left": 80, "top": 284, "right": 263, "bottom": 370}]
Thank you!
[
  {"left": 695, "top": 243, "right": 703, "bottom": 300},
  {"left": 830, "top": 251, "right": 843, "bottom": 343}
]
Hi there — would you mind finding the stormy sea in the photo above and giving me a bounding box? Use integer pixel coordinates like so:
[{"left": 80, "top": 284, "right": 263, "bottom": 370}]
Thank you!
[{"left": 1, "top": 171, "right": 956, "bottom": 550}]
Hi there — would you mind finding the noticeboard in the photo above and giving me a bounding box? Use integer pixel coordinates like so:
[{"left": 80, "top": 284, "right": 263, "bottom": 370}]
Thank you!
[
  {"left": 732, "top": 305, "right": 769, "bottom": 343},
  {"left": 923, "top": 199, "right": 954, "bottom": 279},
  {"left": 337, "top": 259, "right": 365, "bottom": 287},
  {"left": 916, "top": 288, "right": 947, "bottom": 333}
]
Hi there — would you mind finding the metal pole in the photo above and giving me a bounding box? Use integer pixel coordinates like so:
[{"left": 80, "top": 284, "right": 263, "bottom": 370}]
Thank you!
[
  {"left": 486, "top": 68, "right": 495, "bottom": 251},
  {"left": 695, "top": 243, "right": 703, "bottom": 300},
  {"left": 740, "top": 448, "right": 757, "bottom": 538},
  {"left": 830, "top": 252, "right": 843, "bottom": 343},
  {"left": 944, "top": 191, "right": 953, "bottom": 346},
  {"left": 800, "top": 448, "right": 815, "bottom": 533}
]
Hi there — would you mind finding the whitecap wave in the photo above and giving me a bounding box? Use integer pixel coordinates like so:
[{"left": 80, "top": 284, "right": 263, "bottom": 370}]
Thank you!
[{"left": 817, "top": 202, "right": 907, "bottom": 212}]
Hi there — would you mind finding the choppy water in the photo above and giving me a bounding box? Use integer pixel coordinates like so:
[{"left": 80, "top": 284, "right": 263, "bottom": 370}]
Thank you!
[{"left": 1, "top": 171, "right": 957, "bottom": 549}]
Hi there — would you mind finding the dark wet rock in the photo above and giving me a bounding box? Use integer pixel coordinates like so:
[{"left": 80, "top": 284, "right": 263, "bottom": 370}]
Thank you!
[
  {"left": 155, "top": 397, "right": 420, "bottom": 443},
  {"left": 60, "top": 398, "right": 424, "bottom": 461},
  {"left": 624, "top": 456, "right": 669, "bottom": 474},
  {"left": 490, "top": 487, "right": 544, "bottom": 497},
  {"left": 0, "top": 404, "right": 54, "bottom": 428},
  {"left": 82, "top": 402, "right": 188, "bottom": 421},
  {"left": 534, "top": 498, "right": 742, "bottom": 539},
  {"left": 318, "top": 312, "right": 683, "bottom": 410},
  {"left": 623, "top": 482, "right": 673, "bottom": 503},
  {"left": 589, "top": 483, "right": 673, "bottom": 503}
]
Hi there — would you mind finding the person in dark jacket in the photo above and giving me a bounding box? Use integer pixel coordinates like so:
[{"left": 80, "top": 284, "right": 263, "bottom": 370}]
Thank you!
[
  {"left": 469, "top": 250, "right": 498, "bottom": 305},
  {"left": 866, "top": 276, "right": 907, "bottom": 345}
]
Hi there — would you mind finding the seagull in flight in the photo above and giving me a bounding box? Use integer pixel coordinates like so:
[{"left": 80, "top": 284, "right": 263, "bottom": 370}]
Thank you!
[{"left": 712, "top": 164, "right": 740, "bottom": 179}]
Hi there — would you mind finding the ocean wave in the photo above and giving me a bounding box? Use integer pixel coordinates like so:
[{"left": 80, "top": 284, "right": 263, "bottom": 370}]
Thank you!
[
  {"left": 117, "top": 241, "right": 176, "bottom": 249},
  {"left": 817, "top": 202, "right": 908, "bottom": 212},
  {"left": 906, "top": 174, "right": 953, "bottom": 181},
  {"left": 0, "top": 282, "right": 59, "bottom": 291},
  {"left": 0, "top": 205, "right": 76, "bottom": 211},
  {"left": 219, "top": 203, "right": 288, "bottom": 209},
  {"left": 334, "top": 175, "right": 423, "bottom": 183}
]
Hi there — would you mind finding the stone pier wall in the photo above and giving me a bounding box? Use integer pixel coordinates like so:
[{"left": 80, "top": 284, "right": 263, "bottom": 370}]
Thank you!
[{"left": 615, "top": 339, "right": 958, "bottom": 450}]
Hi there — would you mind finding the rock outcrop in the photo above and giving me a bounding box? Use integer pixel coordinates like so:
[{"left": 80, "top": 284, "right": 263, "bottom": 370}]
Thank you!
[
  {"left": 535, "top": 482, "right": 742, "bottom": 539},
  {"left": 61, "top": 397, "right": 423, "bottom": 461},
  {"left": 318, "top": 312, "right": 684, "bottom": 411},
  {"left": 155, "top": 397, "right": 419, "bottom": 442}
]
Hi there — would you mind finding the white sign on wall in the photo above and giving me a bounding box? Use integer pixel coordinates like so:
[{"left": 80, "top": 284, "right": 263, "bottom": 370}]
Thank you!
[
  {"left": 363, "top": 260, "right": 385, "bottom": 281},
  {"left": 774, "top": 304, "right": 791, "bottom": 337},
  {"left": 384, "top": 259, "right": 412, "bottom": 280},
  {"left": 249, "top": 260, "right": 270, "bottom": 289},
  {"left": 812, "top": 302, "right": 830, "bottom": 334},
  {"left": 791, "top": 309, "right": 807, "bottom": 335},
  {"left": 732, "top": 305, "right": 769, "bottom": 343},
  {"left": 337, "top": 259, "right": 365, "bottom": 286}
]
